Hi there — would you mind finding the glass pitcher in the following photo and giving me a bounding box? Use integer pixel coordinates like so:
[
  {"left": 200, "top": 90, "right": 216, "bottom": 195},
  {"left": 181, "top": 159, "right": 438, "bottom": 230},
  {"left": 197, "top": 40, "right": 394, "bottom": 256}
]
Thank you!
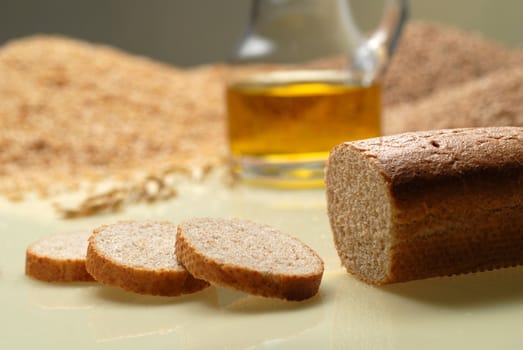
[{"left": 226, "top": 0, "right": 409, "bottom": 188}]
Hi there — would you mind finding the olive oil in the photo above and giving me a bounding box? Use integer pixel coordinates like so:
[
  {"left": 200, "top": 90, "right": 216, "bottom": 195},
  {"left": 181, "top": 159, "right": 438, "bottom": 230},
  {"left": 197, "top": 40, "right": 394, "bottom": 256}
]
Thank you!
[{"left": 226, "top": 74, "right": 381, "bottom": 187}]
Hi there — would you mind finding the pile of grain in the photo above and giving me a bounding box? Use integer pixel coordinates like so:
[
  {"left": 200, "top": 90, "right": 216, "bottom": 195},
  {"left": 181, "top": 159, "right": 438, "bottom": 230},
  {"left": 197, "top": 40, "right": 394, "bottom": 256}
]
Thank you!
[
  {"left": 382, "top": 21, "right": 523, "bottom": 135},
  {"left": 383, "top": 66, "right": 523, "bottom": 135},
  {"left": 383, "top": 21, "right": 523, "bottom": 106},
  {"left": 1, "top": 22, "right": 522, "bottom": 205},
  {"left": 0, "top": 35, "right": 227, "bottom": 201}
]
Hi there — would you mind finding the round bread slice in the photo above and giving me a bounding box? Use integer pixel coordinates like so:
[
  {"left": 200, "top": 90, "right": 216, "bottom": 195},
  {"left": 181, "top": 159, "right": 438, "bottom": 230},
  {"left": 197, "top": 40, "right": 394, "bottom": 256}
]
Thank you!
[
  {"left": 176, "top": 218, "right": 324, "bottom": 301},
  {"left": 85, "top": 221, "right": 209, "bottom": 296},
  {"left": 26, "top": 231, "right": 94, "bottom": 282}
]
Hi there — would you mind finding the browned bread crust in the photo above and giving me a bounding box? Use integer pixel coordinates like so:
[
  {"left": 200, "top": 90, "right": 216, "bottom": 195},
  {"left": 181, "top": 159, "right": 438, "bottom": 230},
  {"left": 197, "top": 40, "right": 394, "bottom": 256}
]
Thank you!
[
  {"left": 176, "top": 218, "right": 324, "bottom": 301},
  {"left": 25, "top": 231, "right": 94, "bottom": 282},
  {"left": 326, "top": 127, "right": 523, "bottom": 284},
  {"left": 86, "top": 221, "right": 209, "bottom": 296}
]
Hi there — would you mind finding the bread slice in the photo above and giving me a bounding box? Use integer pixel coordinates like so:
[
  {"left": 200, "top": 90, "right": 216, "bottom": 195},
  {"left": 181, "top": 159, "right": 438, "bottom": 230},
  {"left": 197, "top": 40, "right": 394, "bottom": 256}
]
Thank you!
[
  {"left": 26, "top": 231, "right": 94, "bottom": 282},
  {"left": 85, "top": 221, "right": 209, "bottom": 296},
  {"left": 326, "top": 127, "right": 523, "bottom": 284},
  {"left": 176, "top": 218, "right": 324, "bottom": 301}
]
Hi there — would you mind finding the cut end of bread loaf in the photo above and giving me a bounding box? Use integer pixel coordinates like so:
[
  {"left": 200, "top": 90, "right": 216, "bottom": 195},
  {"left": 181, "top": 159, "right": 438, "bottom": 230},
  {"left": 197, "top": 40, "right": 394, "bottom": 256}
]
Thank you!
[
  {"left": 325, "top": 146, "right": 393, "bottom": 284},
  {"left": 25, "top": 231, "right": 95, "bottom": 282},
  {"left": 86, "top": 221, "right": 209, "bottom": 296},
  {"left": 176, "top": 218, "right": 324, "bottom": 301}
]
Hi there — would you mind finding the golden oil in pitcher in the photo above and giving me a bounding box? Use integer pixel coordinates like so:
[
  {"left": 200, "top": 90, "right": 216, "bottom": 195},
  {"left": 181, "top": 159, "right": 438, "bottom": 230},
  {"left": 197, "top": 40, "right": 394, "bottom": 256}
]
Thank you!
[
  {"left": 226, "top": 72, "right": 381, "bottom": 187},
  {"left": 225, "top": 0, "right": 407, "bottom": 187}
]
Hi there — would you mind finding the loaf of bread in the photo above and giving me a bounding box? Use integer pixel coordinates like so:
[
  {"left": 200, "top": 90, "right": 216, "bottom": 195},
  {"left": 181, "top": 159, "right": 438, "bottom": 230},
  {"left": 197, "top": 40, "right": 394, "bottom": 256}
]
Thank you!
[
  {"left": 26, "top": 231, "right": 94, "bottom": 282},
  {"left": 86, "top": 221, "right": 210, "bottom": 296},
  {"left": 325, "top": 127, "right": 523, "bottom": 284},
  {"left": 176, "top": 218, "right": 324, "bottom": 301}
]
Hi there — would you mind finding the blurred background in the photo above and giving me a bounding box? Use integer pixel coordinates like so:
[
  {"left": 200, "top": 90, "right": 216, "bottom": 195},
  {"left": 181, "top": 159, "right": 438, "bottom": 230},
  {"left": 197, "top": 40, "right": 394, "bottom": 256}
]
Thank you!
[{"left": 1, "top": 0, "right": 522, "bottom": 67}]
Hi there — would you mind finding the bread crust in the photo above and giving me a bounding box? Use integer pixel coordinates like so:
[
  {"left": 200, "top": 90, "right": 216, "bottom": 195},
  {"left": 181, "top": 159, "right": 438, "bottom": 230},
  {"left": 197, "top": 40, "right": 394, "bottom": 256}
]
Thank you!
[
  {"left": 326, "top": 127, "right": 523, "bottom": 284},
  {"left": 176, "top": 218, "right": 324, "bottom": 301},
  {"left": 25, "top": 253, "right": 94, "bottom": 282},
  {"left": 85, "top": 222, "right": 209, "bottom": 296},
  {"left": 25, "top": 232, "right": 94, "bottom": 282}
]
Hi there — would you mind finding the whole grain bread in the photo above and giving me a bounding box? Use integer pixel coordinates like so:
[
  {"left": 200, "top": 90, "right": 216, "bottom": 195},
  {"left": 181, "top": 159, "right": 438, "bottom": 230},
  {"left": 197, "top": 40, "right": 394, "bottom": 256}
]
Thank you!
[
  {"left": 26, "top": 231, "right": 94, "bottom": 282},
  {"left": 176, "top": 218, "right": 324, "bottom": 301},
  {"left": 325, "top": 127, "right": 523, "bottom": 284},
  {"left": 86, "top": 221, "right": 209, "bottom": 296}
]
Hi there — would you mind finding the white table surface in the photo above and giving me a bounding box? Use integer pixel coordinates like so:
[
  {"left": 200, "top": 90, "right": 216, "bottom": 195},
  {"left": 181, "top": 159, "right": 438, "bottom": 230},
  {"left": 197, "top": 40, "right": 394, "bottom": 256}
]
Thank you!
[{"left": 1, "top": 173, "right": 522, "bottom": 349}]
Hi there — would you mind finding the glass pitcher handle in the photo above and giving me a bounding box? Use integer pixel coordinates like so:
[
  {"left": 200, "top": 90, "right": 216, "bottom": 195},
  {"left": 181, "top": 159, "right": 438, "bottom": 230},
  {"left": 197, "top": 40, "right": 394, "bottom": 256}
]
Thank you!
[{"left": 341, "top": 0, "right": 409, "bottom": 83}]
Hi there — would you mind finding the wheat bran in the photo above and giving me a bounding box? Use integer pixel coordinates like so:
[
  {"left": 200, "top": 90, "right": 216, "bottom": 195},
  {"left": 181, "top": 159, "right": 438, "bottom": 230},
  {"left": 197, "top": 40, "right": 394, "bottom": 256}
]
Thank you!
[
  {"left": 0, "top": 35, "right": 227, "bottom": 202},
  {"left": 383, "top": 21, "right": 523, "bottom": 106},
  {"left": 383, "top": 67, "right": 523, "bottom": 135},
  {"left": 1, "top": 24, "right": 522, "bottom": 207}
]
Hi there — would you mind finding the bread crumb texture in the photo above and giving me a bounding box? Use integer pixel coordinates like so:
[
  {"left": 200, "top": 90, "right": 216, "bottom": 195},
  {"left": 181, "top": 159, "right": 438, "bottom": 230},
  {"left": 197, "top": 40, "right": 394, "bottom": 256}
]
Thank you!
[
  {"left": 25, "top": 231, "right": 94, "bottom": 282},
  {"left": 176, "top": 218, "right": 324, "bottom": 301},
  {"left": 86, "top": 221, "right": 209, "bottom": 296},
  {"left": 181, "top": 218, "right": 323, "bottom": 274},
  {"left": 28, "top": 231, "right": 90, "bottom": 260},
  {"left": 91, "top": 221, "right": 183, "bottom": 270}
]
